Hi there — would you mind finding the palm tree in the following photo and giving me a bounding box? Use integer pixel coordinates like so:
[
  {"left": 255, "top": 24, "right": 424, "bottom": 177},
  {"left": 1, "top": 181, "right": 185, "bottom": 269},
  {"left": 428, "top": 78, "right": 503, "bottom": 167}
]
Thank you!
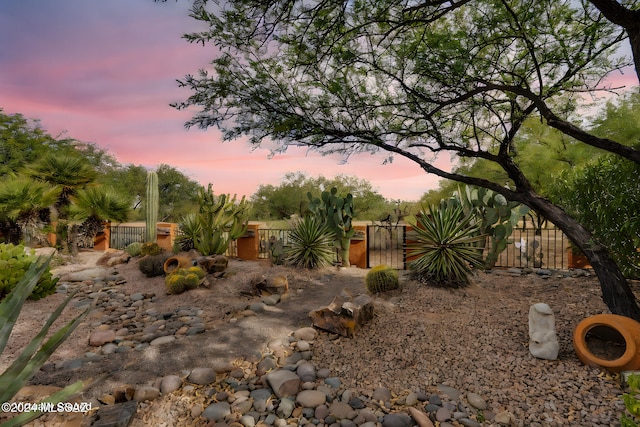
[
  {"left": 0, "top": 177, "right": 60, "bottom": 245},
  {"left": 24, "top": 154, "right": 98, "bottom": 253},
  {"left": 24, "top": 154, "right": 97, "bottom": 218},
  {"left": 68, "top": 187, "right": 130, "bottom": 252}
]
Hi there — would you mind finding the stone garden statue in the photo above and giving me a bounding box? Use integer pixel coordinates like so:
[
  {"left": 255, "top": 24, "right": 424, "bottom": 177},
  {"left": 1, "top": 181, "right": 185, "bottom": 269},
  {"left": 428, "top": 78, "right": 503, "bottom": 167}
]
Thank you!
[{"left": 528, "top": 303, "right": 559, "bottom": 360}]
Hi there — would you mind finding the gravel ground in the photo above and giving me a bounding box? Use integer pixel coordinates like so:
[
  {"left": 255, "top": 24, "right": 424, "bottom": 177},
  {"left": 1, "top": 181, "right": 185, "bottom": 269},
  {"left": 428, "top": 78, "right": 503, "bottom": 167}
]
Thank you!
[
  {"left": 310, "top": 269, "right": 636, "bottom": 426},
  {"left": 3, "top": 253, "right": 638, "bottom": 427}
]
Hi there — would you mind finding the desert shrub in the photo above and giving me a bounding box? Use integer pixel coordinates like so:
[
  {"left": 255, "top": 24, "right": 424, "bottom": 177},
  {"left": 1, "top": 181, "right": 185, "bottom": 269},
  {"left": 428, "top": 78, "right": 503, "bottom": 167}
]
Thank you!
[
  {"left": 406, "top": 203, "right": 485, "bottom": 287},
  {"left": 140, "top": 242, "right": 163, "bottom": 256},
  {"left": 165, "top": 267, "right": 205, "bottom": 294},
  {"left": 0, "top": 256, "right": 88, "bottom": 426},
  {"left": 365, "top": 265, "right": 399, "bottom": 294},
  {"left": 549, "top": 153, "right": 640, "bottom": 278},
  {"left": 124, "top": 242, "right": 143, "bottom": 257},
  {"left": 0, "top": 243, "right": 58, "bottom": 301},
  {"left": 285, "top": 215, "right": 336, "bottom": 269},
  {"left": 138, "top": 254, "right": 170, "bottom": 278}
]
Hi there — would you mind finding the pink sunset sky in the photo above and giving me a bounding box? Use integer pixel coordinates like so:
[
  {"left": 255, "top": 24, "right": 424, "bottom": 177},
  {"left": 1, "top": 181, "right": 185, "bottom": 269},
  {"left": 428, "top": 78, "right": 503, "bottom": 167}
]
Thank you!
[{"left": 1, "top": 1, "right": 637, "bottom": 202}]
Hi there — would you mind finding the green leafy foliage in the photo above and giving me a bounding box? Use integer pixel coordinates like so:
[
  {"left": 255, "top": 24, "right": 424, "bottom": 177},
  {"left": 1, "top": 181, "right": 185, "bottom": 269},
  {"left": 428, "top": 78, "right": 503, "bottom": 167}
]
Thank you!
[
  {"left": 622, "top": 374, "right": 640, "bottom": 427},
  {"left": 307, "top": 187, "right": 354, "bottom": 267},
  {"left": 365, "top": 265, "right": 399, "bottom": 294},
  {"left": 0, "top": 255, "right": 88, "bottom": 426},
  {"left": 285, "top": 215, "right": 336, "bottom": 269},
  {"left": 0, "top": 244, "right": 57, "bottom": 301},
  {"left": 407, "top": 203, "right": 486, "bottom": 287},
  {"left": 138, "top": 254, "right": 169, "bottom": 278},
  {"left": 250, "top": 172, "right": 390, "bottom": 221},
  {"left": 549, "top": 153, "right": 640, "bottom": 278},
  {"left": 165, "top": 266, "right": 205, "bottom": 294}
]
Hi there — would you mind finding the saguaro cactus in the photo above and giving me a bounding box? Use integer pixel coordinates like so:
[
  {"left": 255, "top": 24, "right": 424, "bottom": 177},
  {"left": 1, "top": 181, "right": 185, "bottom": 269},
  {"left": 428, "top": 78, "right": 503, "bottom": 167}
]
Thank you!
[
  {"left": 307, "top": 187, "right": 355, "bottom": 267},
  {"left": 145, "top": 171, "right": 159, "bottom": 243}
]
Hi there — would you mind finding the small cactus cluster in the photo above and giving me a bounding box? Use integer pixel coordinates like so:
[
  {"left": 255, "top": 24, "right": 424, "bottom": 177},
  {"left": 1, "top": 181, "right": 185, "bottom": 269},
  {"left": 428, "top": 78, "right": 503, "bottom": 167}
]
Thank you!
[
  {"left": 165, "top": 266, "right": 206, "bottom": 295},
  {"left": 365, "top": 265, "right": 399, "bottom": 294},
  {"left": 141, "top": 242, "right": 163, "bottom": 256}
]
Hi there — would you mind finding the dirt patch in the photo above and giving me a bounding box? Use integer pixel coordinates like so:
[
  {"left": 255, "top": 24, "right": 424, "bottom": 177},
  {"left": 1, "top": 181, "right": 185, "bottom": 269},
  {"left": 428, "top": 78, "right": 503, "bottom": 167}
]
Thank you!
[{"left": 1, "top": 251, "right": 369, "bottom": 398}]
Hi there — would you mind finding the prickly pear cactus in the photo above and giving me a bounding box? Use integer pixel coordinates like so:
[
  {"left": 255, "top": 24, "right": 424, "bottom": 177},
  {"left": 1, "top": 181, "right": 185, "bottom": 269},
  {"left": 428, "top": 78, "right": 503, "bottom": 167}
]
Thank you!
[
  {"left": 450, "top": 185, "right": 530, "bottom": 269},
  {"left": 365, "top": 265, "right": 399, "bottom": 294},
  {"left": 307, "top": 187, "right": 355, "bottom": 267}
]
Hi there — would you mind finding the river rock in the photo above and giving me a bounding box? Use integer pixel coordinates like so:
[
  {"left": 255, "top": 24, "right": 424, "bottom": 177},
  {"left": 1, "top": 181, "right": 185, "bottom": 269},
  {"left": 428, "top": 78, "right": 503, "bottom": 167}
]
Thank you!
[
  {"left": 296, "top": 389, "right": 327, "bottom": 408},
  {"left": 203, "top": 401, "right": 231, "bottom": 422},
  {"left": 188, "top": 367, "right": 217, "bottom": 385},
  {"left": 382, "top": 413, "right": 413, "bottom": 427},
  {"left": 133, "top": 386, "right": 160, "bottom": 402},
  {"left": 266, "top": 369, "right": 301, "bottom": 398},
  {"left": 159, "top": 375, "right": 182, "bottom": 394},
  {"left": 408, "top": 407, "right": 435, "bottom": 427},
  {"left": 293, "top": 327, "right": 318, "bottom": 341},
  {"left": 466, "top": 392, "right": 487, "bottom": 410},
  {"left": 89, "top": 329, "right": 116, "bottom": 347}
]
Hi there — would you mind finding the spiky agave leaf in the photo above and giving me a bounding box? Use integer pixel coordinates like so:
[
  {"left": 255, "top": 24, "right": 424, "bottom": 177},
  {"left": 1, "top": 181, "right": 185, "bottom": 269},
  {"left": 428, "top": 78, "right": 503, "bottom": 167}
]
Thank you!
[
  {"left": 407, "top": 203, "right": 486, "bottom": 287},
  {"left": 285, "top": 215, "right": 336, "bottom": 269},
  {"left": 0, "top": 255, "right": 90, "bottom": 417}
]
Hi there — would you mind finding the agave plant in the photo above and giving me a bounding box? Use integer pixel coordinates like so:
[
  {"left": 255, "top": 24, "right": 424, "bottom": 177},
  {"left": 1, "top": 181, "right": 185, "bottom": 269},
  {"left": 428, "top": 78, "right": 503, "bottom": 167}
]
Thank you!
[
  {"left": 285, "top": 215, "right": 336, "bottom": 269},
  {"left": 0, "top": 256, "right": 89, "bottom": 427},
  {"left": 407, "top": 203, "right": 486, "bottom": 287}
]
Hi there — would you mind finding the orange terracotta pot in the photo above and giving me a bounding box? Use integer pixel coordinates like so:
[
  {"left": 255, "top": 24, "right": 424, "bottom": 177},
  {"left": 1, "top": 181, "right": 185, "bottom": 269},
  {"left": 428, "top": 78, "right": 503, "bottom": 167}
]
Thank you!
[
  {"left": 163, "top": 255, "right": 195, "bottom": 274},
  {"left": 573, "top": 314, "right": 640, "bottom": 372}
]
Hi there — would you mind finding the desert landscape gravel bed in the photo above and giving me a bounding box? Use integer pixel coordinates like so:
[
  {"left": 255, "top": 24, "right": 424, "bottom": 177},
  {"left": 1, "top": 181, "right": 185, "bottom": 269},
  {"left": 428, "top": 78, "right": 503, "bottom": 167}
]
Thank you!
[{"left": 0, "top": 251, "right": 637, "bottom": 426}]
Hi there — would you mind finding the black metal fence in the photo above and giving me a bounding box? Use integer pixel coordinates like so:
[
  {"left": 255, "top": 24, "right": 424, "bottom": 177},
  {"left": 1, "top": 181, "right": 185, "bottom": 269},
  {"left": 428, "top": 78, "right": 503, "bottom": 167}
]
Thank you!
[
  {"left": 110, "top": 225, "right": 146, "bottom": 249},
  {"left": 109, "top": 223, "right": 568, "bottom": 270},
  {"left": 363, "top": 224, "right": 567, "bottom": 270},
  {"left": 491, "top": 226, "right": 567, "bottom": 269},
  {"left": 257, "top": 228, "right": 291, "bottom": 262}
]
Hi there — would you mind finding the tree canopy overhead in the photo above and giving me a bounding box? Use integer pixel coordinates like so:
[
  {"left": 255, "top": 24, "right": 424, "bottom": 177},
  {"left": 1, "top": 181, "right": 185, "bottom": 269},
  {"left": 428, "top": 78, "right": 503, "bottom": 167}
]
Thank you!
[{"left": 174, "top": 0, "right": 640, "bottom": 319}]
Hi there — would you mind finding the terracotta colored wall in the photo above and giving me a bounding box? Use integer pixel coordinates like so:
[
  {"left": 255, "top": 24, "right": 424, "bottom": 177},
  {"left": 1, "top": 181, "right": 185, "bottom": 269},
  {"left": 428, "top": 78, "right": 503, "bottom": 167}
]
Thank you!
[
  {"left": 349, "top": 225, "right": 367, "bottom": 268},
  {"left": 93, "top": 222, "right": 111, "bottom": 251},
  {"left": 156, "top": 222, "right": 177, "bottom": 251},
  {"left": 237, "top": 224, "right": 260, "bottom": 260}
]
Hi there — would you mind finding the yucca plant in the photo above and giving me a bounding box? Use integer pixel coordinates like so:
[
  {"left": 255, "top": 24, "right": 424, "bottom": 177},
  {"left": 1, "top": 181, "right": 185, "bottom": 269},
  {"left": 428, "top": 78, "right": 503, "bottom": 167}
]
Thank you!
[
  {"left": 0, "top": 256, "right": 89, "bottom": 427},
  {"left": 407, "top": 203, "right": 486, "bottom": 287},
  {"left": 285, "top": 215, "right": 336, "bottom": 269}
]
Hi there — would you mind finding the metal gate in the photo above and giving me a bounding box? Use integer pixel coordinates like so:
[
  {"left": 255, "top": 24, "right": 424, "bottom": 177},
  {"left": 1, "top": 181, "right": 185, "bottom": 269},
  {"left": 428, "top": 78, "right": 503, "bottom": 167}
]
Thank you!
[{"left": 366, "top": 225, "right": 406, "bottom": 269}]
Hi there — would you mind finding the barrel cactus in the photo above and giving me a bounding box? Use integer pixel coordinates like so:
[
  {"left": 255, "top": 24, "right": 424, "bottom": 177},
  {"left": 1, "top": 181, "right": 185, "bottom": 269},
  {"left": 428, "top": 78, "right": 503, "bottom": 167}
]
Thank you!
[
  {"left": 365, "top": 265, "right": 399, "bottom": 294},
  {"left": 165, "top": 266, "right": 206, "bottom": 294}
]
